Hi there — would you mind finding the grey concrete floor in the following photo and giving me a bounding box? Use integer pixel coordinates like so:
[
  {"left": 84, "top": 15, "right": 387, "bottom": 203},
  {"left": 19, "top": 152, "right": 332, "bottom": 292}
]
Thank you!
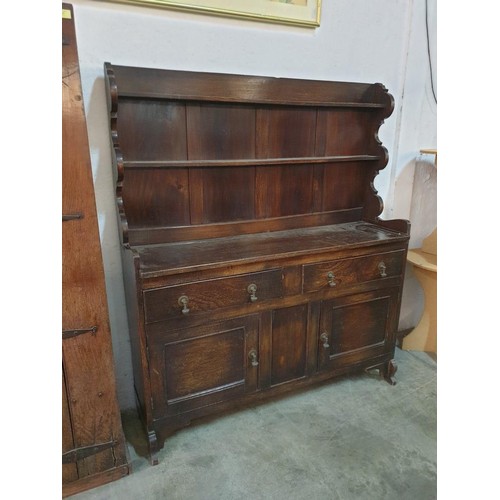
[{"left": 70, "top": 348, "right": 436, "bottom": 500}]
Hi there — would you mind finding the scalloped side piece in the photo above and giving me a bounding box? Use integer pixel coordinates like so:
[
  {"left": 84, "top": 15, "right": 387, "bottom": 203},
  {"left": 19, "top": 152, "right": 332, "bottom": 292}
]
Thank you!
[
  {"left": 104, "top": 62, "right": 129, "bottom": 246},
  {"left": 362, "top": 83, "right": 395, "bottom": 222}
]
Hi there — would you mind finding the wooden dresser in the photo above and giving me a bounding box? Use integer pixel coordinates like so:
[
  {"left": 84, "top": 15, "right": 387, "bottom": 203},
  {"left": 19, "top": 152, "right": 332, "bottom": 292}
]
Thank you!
[
  {"left": 62, "top": 5, "right": 129, "bottom": 495},
  {"left": 104, "top": 63, "right": 410, "bottom": 464}
]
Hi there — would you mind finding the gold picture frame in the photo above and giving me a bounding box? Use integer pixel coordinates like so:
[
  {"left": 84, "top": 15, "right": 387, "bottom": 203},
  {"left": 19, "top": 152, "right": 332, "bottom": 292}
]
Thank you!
[{"left": 108, "top": 0, "right": 322, "bottom": 28}]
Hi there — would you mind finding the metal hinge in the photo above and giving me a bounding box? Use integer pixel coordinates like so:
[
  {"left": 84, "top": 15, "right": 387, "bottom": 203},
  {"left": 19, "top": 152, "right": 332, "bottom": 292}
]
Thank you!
[
  {"left": 62, "top": 213, "right": 84, "bottom": 221},
  {"left": 62, "top": 326, "right": 97, "bottom": 340},
  {"left": 62, "top": 440, "right": 116, "bottom": 464}
]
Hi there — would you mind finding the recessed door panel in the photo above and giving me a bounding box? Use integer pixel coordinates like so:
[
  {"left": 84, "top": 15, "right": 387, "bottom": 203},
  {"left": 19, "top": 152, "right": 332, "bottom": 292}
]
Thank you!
[
  {"left": 318, "top": 288, "right": 399, "bottom": 371},
  {"left": 149, "top": 315, "right": 259, "bottom": 417}
]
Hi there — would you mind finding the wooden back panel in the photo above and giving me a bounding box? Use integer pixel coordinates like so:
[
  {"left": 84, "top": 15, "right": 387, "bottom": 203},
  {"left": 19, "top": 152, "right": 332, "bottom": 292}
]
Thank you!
[{"left": 105, "top": 64, "right": 394, "bottom": 246}]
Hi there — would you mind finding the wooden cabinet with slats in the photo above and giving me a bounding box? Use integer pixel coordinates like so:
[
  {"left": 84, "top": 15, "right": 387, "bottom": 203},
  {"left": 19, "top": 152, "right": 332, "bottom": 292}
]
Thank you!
[{"left": 104, "top": 62, "right": 410, "bottom": 464}]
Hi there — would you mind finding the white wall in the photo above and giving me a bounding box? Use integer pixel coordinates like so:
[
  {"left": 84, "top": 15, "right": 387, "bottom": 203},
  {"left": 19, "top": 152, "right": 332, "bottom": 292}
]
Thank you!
[
  {"left": 389, "top": 0, "right": 437, "bottom": 234},
  {"left": 387, "top": 0, "right": 437, "bottom": 330},
  {"left": 69, "top": 0, "right": 436, "bottom": 409}
]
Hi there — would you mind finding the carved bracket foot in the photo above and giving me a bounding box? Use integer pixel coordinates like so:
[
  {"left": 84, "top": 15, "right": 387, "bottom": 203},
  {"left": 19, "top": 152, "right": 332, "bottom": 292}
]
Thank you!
[
  {"left": 380, "top": 359, "right": 398, "bottom": 385},
  {"left": 148, "top": 430, "right": 159, "bottom": 466}
]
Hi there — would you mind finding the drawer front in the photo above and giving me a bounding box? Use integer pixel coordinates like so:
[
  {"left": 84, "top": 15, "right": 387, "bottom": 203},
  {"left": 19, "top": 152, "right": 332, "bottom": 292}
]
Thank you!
[
  {"left": 144, "top": 269, "right": 283, "bottom": 323},
  {"left": 302, "top": 250, "right": 405, "bottom": 293}
]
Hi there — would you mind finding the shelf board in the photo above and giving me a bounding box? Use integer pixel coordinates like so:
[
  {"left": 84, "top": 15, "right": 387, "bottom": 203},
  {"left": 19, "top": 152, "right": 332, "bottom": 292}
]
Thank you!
[
  {"left": 123, "top": 155, "right": 381, "bottom": 169},
  {"left": 119, "top": 93, "right": 388, "bottom": 108}
]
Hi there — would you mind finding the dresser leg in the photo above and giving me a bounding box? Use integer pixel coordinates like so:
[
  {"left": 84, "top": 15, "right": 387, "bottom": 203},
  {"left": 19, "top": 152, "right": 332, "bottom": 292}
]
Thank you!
[
  {"left": 380, "top": 359, "right": 398, "bottom": 385},
  {"left": 148, "top": 430, "right": 159, "bottom": 466}
]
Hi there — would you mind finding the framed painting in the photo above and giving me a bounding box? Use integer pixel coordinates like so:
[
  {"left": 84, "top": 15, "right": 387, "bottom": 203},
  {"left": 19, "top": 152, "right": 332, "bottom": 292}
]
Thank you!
[{"left": 107, "top": 0, "right": 322, "bottom": 28}]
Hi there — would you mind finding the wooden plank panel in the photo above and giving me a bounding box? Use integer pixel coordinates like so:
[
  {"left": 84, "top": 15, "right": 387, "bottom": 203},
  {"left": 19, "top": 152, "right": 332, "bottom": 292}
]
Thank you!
[
  {"left": 117, "top": 99, "right": 187, "bottom": 161},
  {"left": 321, "top": 163, "right": 369, "bottom": 211},
  {"left": 311, "top": 164, "right": 325, "bottom": 212},
  {"left": 255, "top": 164, "right": 314, "bottom": 218},
  {"left": 316, "top": 109, "right": 375, "bottom": 156},
  {"left": 186, "top": 103, "right": 255, "bottom": 160},
  {"left": 122, "top": 168, "right": 190, "bottom": 227},
  {"left": 191, "top": 167, "right": 255, "bottom": 223},
  {"left": 256, "top": 107, "right": 317, "bottom": 158}
]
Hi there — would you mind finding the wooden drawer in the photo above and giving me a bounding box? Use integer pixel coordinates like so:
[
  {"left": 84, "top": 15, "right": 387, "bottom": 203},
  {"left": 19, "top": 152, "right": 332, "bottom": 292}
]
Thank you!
[
  {"left": 144, "top": 269, "right": 283, "bottom": 323},
  {"left": 302, "top": 250, "right": 405, "bottom": 293}
]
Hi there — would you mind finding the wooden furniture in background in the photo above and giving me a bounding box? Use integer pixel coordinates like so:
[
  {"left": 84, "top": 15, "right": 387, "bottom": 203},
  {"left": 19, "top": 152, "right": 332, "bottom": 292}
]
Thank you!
[
  {"left": 403, "top": 150, "right": 437, "bottom": 355},
  {"left": 403, "top": 236, "right": 437, "bottom": 354},
  {"left": 104, "top": 63, "right": 410, "bottom": 464},
  {"left": 62, "top": 4, "right": 129, "bottom": 496}
]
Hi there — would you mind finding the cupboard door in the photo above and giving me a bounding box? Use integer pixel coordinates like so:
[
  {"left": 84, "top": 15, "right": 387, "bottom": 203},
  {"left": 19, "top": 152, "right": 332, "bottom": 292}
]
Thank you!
[
  {"left": 149, "top": 315, "right": 260, "bottom": 418},
  {"left": 318, "top": 288, "right": 399, "bottom": 371}
]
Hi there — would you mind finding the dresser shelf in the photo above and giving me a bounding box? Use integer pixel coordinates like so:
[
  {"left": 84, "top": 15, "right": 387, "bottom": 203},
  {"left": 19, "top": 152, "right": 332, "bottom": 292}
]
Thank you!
[{"left": 105, "top": 62, "right": 409, "bottom": 465}]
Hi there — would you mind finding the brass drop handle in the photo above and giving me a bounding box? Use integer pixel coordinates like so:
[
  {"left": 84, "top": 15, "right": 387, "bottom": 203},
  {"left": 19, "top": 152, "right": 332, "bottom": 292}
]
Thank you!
[
  {"left": 178, "top": 295, "right": 190, "bottom": 315},
  {"left": 378, "top": 261, "right": 387, "bottom": 277},
  {"left": 248, "top": 349, "right": 259, "bottom": 367},
  {"left": 247, "top": 283, "right": 258, "bottom": 302},
  {"left": 320, "top": 332, "right": 330, "bottom": 349},
  {"left": 327, "top": 271, "right": 336, "bottom": 287}
]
